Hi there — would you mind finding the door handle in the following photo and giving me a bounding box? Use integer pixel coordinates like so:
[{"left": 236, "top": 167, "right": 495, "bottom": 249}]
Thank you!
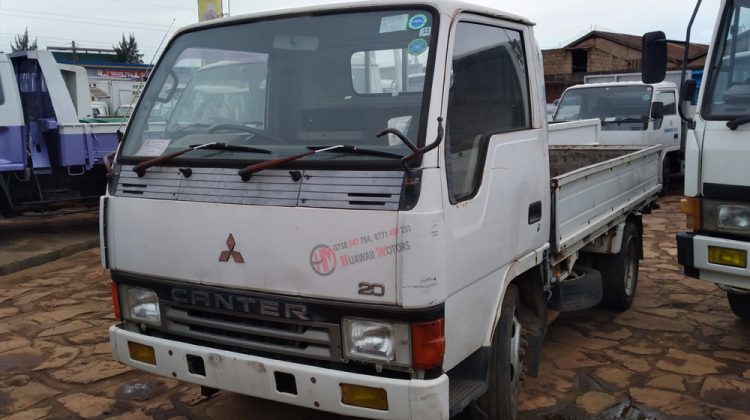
[
  {"left": 528, "top": 201, "right": 542, "bottom": 224},
  {"left": 674, "top": 134, "right": 679, "bottom": 139}
]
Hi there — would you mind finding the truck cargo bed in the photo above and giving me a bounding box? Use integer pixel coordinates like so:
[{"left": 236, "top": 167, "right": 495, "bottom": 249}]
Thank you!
[{"left": 549, "top": 145, "right": 662, "bottom": 263}]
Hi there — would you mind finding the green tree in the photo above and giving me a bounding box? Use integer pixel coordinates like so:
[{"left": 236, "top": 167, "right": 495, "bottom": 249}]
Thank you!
[
  {"left": 113, "top": 33, "right": 144, "bottom": 64},
  {"left": 11, "top": 27, "right": 38, "bottom": 52}
]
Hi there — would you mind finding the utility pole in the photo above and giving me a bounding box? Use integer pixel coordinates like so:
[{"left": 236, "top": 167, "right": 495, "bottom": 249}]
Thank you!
[{"left": 72, "top": 40, "right": 78, "bottom": 64}]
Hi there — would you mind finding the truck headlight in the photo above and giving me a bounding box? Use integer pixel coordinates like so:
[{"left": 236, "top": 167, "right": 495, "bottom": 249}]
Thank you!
[
  {"left": 342, "top": 318, "right": 410, "bottom": 366},
  {"left": 123, "top": 287, "right": 161, "bottom": 326},
  {"left": 702, "top": 200, "right": 750, "bottom": 238},
  {"left": 717, "top": 205, "right": 750, "bottom": 231}
]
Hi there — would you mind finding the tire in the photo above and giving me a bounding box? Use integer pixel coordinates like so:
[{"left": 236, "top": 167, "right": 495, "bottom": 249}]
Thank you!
[
  {"left": 595, "top": 223, "right": 640, "bottom": 311},
  {"left": 728, "top": 292, "right": 750, "bottom": 320},
  {"left": 659, "top": 157, "right": 671, "bottom": 196},
  {"left": 551, "top": 266, "right": 603, "bottom": 312},
  {"left": 472, "top": 284, "right": 523, "bottom": 420}
]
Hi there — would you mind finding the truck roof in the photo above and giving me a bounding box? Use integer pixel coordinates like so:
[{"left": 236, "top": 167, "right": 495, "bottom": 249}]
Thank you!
[
  {"left": 174, "top": 0, "right": 534, "bottom": 38},
  {"left": 567, "top": 81, "right": 678, "bottom": 91}
]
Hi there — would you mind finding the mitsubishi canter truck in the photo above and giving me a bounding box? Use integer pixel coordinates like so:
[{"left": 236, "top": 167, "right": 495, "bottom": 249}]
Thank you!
[
  {"left": 645, "top": 0, "right": 750, "bottom": 320},
  {"left": 551, "top": 81, "right": 683, "bottom": 194},
  {"left": 102, "top": 1, "right": 662, "bottom": 418}
]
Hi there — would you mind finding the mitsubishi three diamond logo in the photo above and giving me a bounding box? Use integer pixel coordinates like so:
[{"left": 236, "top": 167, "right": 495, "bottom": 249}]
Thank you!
[{"left": 219, "top": 234, "right": 245, "bottom": 263}]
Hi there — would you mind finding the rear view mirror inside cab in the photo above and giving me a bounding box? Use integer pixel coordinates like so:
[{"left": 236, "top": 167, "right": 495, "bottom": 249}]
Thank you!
[{"left": 273, "top": 35, "right": 319, "bottom": 51}]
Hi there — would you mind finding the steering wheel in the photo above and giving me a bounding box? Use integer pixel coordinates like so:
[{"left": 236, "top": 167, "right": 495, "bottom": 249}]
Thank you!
[{"left": 207, "top": 121, "right": 286, "bottom": 145}]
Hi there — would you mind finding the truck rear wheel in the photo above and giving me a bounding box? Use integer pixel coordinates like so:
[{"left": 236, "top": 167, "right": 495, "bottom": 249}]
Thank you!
[
  {"left": 595, "top": 223, "right": 640, "bottom": 311},
  {"left": 471, "top": 284, "right": 523, "bottom": 420},
  {"left": 727, "top": 292, "right": 750, "bottom": 320}
]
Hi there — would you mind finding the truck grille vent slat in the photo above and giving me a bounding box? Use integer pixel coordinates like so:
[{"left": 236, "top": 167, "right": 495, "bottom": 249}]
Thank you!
[
  {"left": 116, "top": 166, "right": 403, "bottom": 210},
  {"left": 157, "top": 302, "right": 342, "bottom": 362}
]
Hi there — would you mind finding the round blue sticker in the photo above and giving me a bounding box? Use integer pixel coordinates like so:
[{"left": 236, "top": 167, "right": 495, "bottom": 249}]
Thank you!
[
  {"left": 408, "top": 14, "right": 428, "bottom": 30},
  {"left": 407, "top": 38, "right": 428, "bottom": 55}
]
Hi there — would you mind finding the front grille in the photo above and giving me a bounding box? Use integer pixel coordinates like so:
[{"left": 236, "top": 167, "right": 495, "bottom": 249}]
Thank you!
[{"left": 159, "top": 302, "right": 342, "bottom": 362}]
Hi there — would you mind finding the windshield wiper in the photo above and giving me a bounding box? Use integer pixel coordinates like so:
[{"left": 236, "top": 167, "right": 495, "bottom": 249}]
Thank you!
[
  {"left": 727, "top": 116, "right": 750, "bottom": 130},
  {"left": 133, "top": 142, "right": 271, "bottom": 177},
  {"left": 237, "top": 145, "right": 402, "bottom": 182},
  {"left": 236, "top": 117, "right": 444, "bottom": 181}
]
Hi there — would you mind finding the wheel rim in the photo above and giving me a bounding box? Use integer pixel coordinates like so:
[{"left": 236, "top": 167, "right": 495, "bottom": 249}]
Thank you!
[
  {"left": 624, "top": 238, "right": 638, "bottom": 297},
  {"left": 509, "top": 312, "right": 522, "bottom": 404}
]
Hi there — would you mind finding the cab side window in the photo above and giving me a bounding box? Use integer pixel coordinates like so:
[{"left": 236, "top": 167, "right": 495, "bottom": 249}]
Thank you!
[
  {"left": 656, "top": 91, "right": 677, "bottom": 115},
  {"left": 446, "top": 22, "right": 530, "bottom": 202}
]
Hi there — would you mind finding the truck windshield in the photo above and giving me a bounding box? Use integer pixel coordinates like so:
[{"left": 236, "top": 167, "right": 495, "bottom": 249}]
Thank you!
[
  {"left": 703, "top": 0, "right": 750, "bottom": 119},
  {"left": 122, "top": 9, "right": 436, "bottom": 165},
  {"left": 553, "top": 85, "right": 653, "bottom": 131}
]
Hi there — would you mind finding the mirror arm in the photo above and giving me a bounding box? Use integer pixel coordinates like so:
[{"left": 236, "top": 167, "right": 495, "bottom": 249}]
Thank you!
[
  {"left": 679, "top": 0, "right": 702, "bottom": 129},
  {"left": 376, "top": 117, "right": 444, "bottom": 173}
]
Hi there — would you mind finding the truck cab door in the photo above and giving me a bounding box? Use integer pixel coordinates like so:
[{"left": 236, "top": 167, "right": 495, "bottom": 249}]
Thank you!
[
  {"left": 652, "top": 90, "right": 680, "bottom": 152},
  {"left": 0, "top": 54, "right": 26, "bottom": 171},
  {"left": 438, "top": 15, "right": 550, "bottom": 367}
]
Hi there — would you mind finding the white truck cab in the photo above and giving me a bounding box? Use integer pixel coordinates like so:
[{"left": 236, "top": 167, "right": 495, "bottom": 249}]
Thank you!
[
  {"left": 648, "top": 0, "right": 750, "bottom": 319},
  {"left": 103, "top": 1, "right": 661, "bottom": 418}
]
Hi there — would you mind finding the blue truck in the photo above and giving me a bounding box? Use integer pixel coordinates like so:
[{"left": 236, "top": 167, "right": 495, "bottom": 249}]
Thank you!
[{"left": 0, "top": 50, "right": 122, "bottom": 216}]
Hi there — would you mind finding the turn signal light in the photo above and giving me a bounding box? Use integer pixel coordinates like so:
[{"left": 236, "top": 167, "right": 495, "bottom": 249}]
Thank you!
[
  {"left": 341, "top": 384, "right": 388, "bottom": 410},
  {"left": 111, "top": 282, "right": 121, "bottom": 320},
  {"left": 411, "top": 318, "right": 445, "bottom": 370},
  {"left": 680, "top": 198, "right": 701, "bottom": 230},
  {"left": 708, "top": 246, "right": 747, "bottom": 268},
  {"left": 128, "top": 341, "right": 157, "bottom": 365}
]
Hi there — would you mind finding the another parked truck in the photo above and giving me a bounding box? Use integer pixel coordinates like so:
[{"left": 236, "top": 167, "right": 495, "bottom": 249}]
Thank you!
[
  {"left": 103, "top": 1, "right": 662, "bottom": 418},
  {"left": 551, "top": 81, "right": 683, "bottom": 193},
  {"left": 0, "top": 51, "right": 121, "bottom": 216},
  {"left": 649, "top": 0, "right": 750, "bottom": 319}
]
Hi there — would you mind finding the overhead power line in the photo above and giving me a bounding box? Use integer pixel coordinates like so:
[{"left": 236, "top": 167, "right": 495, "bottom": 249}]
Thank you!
[{"left": 0, "top": 10, "right": 187, "bottom": 33}]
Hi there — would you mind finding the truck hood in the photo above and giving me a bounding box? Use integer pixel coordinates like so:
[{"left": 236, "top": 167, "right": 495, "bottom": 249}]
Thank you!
[{"left": 107, "top": 197, "right": 402, "bottom": 304}]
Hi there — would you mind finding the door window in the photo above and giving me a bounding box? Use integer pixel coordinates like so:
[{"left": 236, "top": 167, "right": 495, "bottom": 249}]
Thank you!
[
  {"left": 446, "top": 21, "right": 531, "bottom": 202},
  {"left": 655, "top": 91, "right": 676, "bottom": 115}
]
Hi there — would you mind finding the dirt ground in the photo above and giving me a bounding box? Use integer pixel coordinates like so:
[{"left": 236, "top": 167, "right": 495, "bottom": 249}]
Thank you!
[{"left": 1, "top": 195, "right": 749, "bottom": 419}]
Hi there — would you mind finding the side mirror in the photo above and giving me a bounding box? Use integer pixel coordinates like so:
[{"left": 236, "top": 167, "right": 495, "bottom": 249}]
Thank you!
[
  {"left": 681, "top": 79, "right": 697, "bottom": 103},
  {"left": 651, "top": 101, "right": 665, "bottom": 119},
  {"left": 641, "top": 31, "right": 667, "bottom": 84}
]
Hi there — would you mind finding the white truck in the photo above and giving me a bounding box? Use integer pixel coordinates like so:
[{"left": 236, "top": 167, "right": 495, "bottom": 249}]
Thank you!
[
  {"left": 646, "top": 0, "right": 750, "bottom": 319},
  {"left": 102, "top": 1, "right": 662, "bottom": 418},
  {"left": 551, "top": 81, "right": 683, "bottom": 193}
]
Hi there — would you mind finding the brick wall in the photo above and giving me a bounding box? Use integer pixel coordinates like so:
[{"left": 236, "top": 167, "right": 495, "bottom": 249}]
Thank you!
[{"left": 542, "top": 49, "right": 570, "bottom": 75}]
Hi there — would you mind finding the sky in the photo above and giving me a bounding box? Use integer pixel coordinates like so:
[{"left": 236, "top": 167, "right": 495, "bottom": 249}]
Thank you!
[{"left": 0, "top": 0, "right": 722, "bottom": 59}]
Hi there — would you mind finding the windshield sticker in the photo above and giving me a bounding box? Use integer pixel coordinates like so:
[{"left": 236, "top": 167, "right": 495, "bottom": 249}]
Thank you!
[
  {"left": 407, "top": 38, "right": 428, "bottom": 56},
  {"left": 419, "top": 27, "right": 432, "bottom": 37},
  {"left": 408, "top": 14, "right": 428, "bottom": 30},
  {"left": 379, "top": 14, "right": 408, "bottom": 33},
  {"left": 642, "top": 94, "right": 651, "bottom": 101},
  {"left": 135, "top": 139, "right": 171, "bottom": 156}
]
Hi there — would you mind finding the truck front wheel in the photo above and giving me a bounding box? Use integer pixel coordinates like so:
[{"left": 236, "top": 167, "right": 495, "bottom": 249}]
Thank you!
[
  {"left": 595, "top": 223, "right": 640, "bottom": 311},
  {"left": 727, "top": 292, "right": 750, "bottom": 320},
  {"left": 472, "top": 284, "right": 523, "bottom": 420}
]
